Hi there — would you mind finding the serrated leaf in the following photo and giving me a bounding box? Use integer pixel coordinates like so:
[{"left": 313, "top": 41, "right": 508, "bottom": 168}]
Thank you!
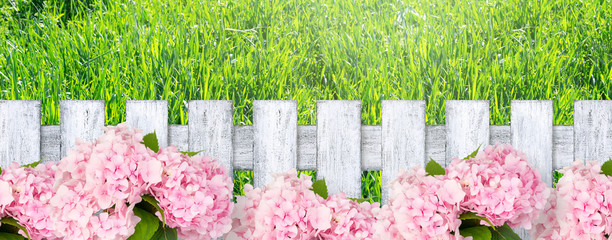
[
  {"left": 311, "top": 179, "right": 328, "bottom": 199},
  {"left": 426, "top": 158, "right": 445, "bottom": 176},
  {"left": 602, "top": 158, "right": 612, "bottom": 177},
  {"left": 179, "top": 150, "right": 203, "bottom": 157},
  {"left": 141, "top": 132, "right": 160, "bottom": 153},
  {"left": 460, "top": 226, "right": 492, "bottom": 240},
  {"left": 1, "top": 217, "right": 30, "bottom": 240},
  {"left": 463, "top": 144, "right": 483, "bottom": 159},
  {"left": 21, "top": 160, "right": 41, "bottom": 168},
  {"left": 459, "top": 212, "right": 495, "bottom": 230},
  {"left": 127, "top": 207, "right": 159, "bottom": 240},
  {"left": 490, "top": 224, "right": 521, "bottom": 240},
  {"left": 142, "top": 195, "right": 166, "bottom": 226},
  {"left": 0, "top": 232, "right": 26, "bottom": 240},
  {"left": 150, "top": 223, "right": 178, "bottom": 240}
]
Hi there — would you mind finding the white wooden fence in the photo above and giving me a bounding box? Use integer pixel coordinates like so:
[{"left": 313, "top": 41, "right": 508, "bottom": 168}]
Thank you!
[{"left": 1, "top": 100, "right": 612, "bottom": 239}]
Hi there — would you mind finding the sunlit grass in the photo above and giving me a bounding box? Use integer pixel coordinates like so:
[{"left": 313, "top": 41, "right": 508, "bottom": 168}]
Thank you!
[{"left": 1, "top": 0, "right": 610, "bottom": 201}]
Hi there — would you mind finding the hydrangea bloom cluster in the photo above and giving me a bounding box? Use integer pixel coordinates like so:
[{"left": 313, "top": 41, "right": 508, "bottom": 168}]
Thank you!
[
  {"left": 47, "top": 123, "right": 233, "bottom": 239},
  {"left": 0, "top": 162, "right": 59, "bottom": 240},
  {"left": 320, "top": 193, "right": 379, "bottom": 239},
  {"left": 149, "top": 146, "right": 234, "bottom": 240},
  {"left": 51, "top": 124, "right": 155, "bottom": 239},
  {"left": 446, "top": 144, "right": 550, "bottom": 229},
  {"left": 226, "top": 169, "right": 380, "bottom": 240},
  {"left": 531, "top": 160, "right": 612, "bottom": 239},
  {"left": 373, "top": 167, "right": 467, "bottom": 240},
  {"left": 226, "top": 169, "right": 331, "bottom": 240}
]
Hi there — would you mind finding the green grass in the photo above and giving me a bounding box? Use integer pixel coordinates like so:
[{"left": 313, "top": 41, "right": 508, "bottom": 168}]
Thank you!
[{"left": 1, "top": 0, "right": 610, "bottom": 201}]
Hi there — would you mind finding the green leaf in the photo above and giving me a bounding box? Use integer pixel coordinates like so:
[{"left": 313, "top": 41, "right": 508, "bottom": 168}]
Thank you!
[
  {"left": 150, "top": 223, "right": 178, "bottom": 240},
  {"left": 348, "top": 197, "right": 368, "bottom": 203},
  {"left": 490, "top": 224, "right": 521, "bottom": 240},
  {"left": 311, "top": 179, "right": 328, "bottom": 199},
  {"left": 425, "top": 158, "right": 445, "bottom": 176},
  {"left": 601, "top": 158, "right": 612, "bottom": 177},
  {"left": 141, "top": 195, "right": 166, "bottom": 226},
  {"left": 459, "top": 212, "right": 495, "bottom": 230},
  {"left": 141, "top": 132, "right": 160, "bottom": 153},
  {"left": 460, "top": 226, "right": 492, "bottom": 240},
  {"left": 0, "top": 166, "right": 2, "bottom": 175},
  {"left": 127, "top": 207, "right": 160, "bottom": 240},
  {"left": 0, "top": 232, "right": 26, "bottom": 240},
  {"left": 0, "top": 217, "right": 30, "bottom": 240},
  {"left": 179, "top": 150, "right": 203, "bottom": 157},
  {"left": 21, "top": 160, "right": 41, "bottom": 168},
  {"left": 463, "top": 144, "right": 483, "bottom": 159}
]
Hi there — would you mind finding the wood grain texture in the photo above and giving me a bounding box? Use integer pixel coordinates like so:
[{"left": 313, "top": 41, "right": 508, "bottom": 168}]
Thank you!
[
  {"left": 445, "top": 100, "right": 490, "bottom": 166},
  {"left": 491, "top": 125, "right": 511, "bottom": 145},
  {"left": 362, "top": 125, "right": 381, "bottom": 170},
  {"left": 381, "top": 100, "right": 426, "bottom": 203},
  {"left": 574, "top": 101, "right": 612, "bottom": 164},
  {"left": 253, "top": 100, "right": 298, "bottom": 187},
  {"left": 0, "top": 101, "right": 41, "bottom": 167},
  {"left": 126, "top": 100, "right": 168, "bottom": 148},
  {"left": 297, "top": 125, "right": 316, "bottom": 170},
  {"left": 553, "top": 125, "right": 574, "bottom": 170},
  {"left": 511, "top": 101, "right": 553, "bottom": 240},
  {"left": 41, "top": 125, "right": 60, "bottom": 163},
  {"left": 233, "top": 125, "right": 254, "bottom": 170},
  {"left": 317, "top": 100, "right": 362, "bottom": 198},
  {"left": 188, "top": 100, "right": 234, "bottom": 174},
  {"left": 426, "top": 125, "right": 446, "bottom": 164},
  {"left": 60, "top": 100, "right": 105, "bottom": 159},
  {"left": 169, "top": 125, "right": 188, "bottom": 150},
  {"left": 512, "top": 100, "right": 553, "bottom": 186}
]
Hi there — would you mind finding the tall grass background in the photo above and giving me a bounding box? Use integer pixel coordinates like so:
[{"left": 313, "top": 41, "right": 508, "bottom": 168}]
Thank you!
[{"left": 1, "top": 0, "right": 611, "bottom": 201}]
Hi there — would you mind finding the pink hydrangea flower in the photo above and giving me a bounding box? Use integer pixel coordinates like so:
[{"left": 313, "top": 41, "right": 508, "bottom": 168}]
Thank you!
[
  {"left": 0, "top": 162, "right": 59, "bottom": 240},
  {"left": 446, "top": 144, "right": 550, "bottom": 229},
  {"left": 319, "top": 192, "right": 379, "bottom": 240},
  {"left": 149, "top": 146, "right": 234, "bottom": 240},
  {"left": 374, "top": 167, "right": 467, "bottom": 240},
  {"left": 531, "top": 160, "right": 612, "bottom": 239},
  {"left": 226, "top": 169, "right": 331, "bottom": 240}
]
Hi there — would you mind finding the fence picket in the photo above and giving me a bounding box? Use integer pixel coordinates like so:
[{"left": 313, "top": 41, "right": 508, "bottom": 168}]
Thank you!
[
  {"left": 60, "top": 100, "right": 105, "bottom": 159},
  {"left": 188, "top": 100, "right": 234, "bottom": 174},
  {"left": 381, "top": 100, "right": 426, "bottom": 204},
  {"left": 511, "top": 100, "right": 553, "bottom": 240},
  {"left": 317, "top": 100, "right": 362, "bottom": 198},
  {"left": 253, "top": 100, "right": 297, "bottom": 188},
  {"left": 574, "top": 101, "right": 612, "bottom": 164},
  {"left": 445, "top": 100, "right": 490, "bottom": 165},
  {"left": 0, "top": 101, "right": 41, "bottom": 167},
  {"left": 126, "top": 100, "right": 168, "bottom": 148}
]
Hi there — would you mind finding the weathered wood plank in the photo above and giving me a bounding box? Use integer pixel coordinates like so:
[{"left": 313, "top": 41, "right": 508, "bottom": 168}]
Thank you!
[
  {"left": 233, "top": 125, "right": 254, "bottom": 171},
  {"left": 0, "top": 101, "right": 41, "bottom": 167},
  {"left": 41, "top": 125, "right": 60, "bottom": 163},
  {"left": 60, "top": 100, "right": 105, "bottom": 159},
  {"left": 426, "top": 125, "right": 446, "bottom": 164},
  {"left": 317, "top": 101, "right": 362, "bottom": 198},
  {"left": 188, "top": 100, "right": 234, "bottom": 174},
  {"left": 445, "top": 100, "right": 490, "bottom": 165},
  {"left": 574, "top": 101, "right": 612, "bottom": 164},
  {"left": 491, "top": 125, "right": 511, "bottom": 145},
  {"left": 168, "top": 125, "right": 188, "bottom": 150},
  {"left": 553, "top": 125, "right": 574, "bottom": 170},
  {"left": 253, "top": 100, "right": 298, "bottom": 187},
  {"left": 126, "top": 100, "right": 168, "bottom": 148},
  {"left": 512, "top": 100, "right": 553, "bottom": 186},
  {"left": 511, "top": 100, "right": 553, "bottom": 240},
  {"left": 381, "top": 100, "right": 426, "bottom": 203},
  {"left": 297, "top": 125, "right": 316, "bottom": 170},
  {"left": 362, "top": 125, "right": 382, "bottom": 170}
]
